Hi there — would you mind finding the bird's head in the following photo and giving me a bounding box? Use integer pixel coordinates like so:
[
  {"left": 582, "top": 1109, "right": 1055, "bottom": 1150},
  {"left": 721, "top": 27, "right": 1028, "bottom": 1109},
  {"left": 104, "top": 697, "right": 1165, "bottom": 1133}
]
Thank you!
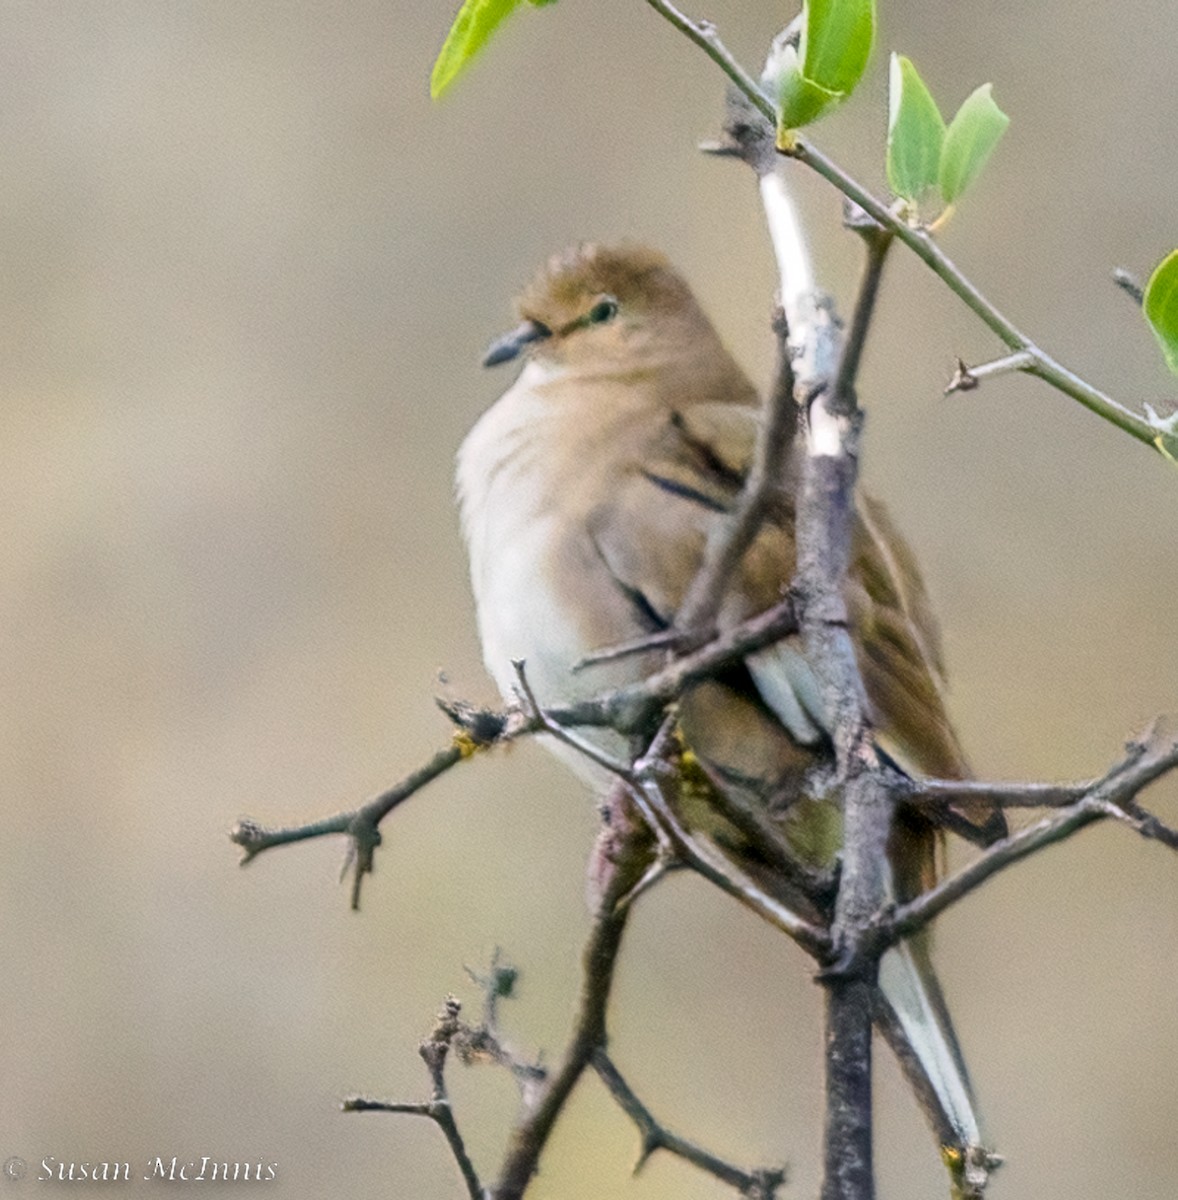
[{"left": 482, "top": 243, "right": 707, "bottom": 372}]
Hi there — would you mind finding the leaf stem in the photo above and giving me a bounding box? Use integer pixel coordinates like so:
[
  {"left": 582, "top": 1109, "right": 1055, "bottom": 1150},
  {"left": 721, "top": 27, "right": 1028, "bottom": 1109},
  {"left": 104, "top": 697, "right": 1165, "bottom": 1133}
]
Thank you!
[
  {"left": 785, "top": 138, "right": 1155, "bottom": 445},
  {"left": 638, "top": 0, "right": 1161, "bottom": 451}
]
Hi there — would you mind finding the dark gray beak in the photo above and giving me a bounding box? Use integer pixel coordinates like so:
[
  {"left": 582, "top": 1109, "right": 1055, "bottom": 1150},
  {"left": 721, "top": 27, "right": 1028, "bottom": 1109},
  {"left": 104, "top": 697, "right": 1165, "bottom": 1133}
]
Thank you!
[{"left": 482, "top": 319, "right": 550, "bottom": 367}]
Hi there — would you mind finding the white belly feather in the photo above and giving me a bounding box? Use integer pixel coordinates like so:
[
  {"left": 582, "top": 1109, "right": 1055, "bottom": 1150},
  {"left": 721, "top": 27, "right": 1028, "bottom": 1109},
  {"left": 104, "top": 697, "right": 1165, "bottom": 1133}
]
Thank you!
[{"left": 456, "top": 365, "right": 632, "bottom": 788}]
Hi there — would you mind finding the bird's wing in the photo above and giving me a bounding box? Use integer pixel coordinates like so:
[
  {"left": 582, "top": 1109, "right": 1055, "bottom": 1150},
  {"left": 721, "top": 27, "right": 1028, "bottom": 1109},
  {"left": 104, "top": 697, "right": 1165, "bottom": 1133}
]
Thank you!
[
  {"left": 588, "top": 398, "right": 1001, "bottom": 1158},
  {"left": 584, "top": 400, "right": 1005, "bottom": 847}
]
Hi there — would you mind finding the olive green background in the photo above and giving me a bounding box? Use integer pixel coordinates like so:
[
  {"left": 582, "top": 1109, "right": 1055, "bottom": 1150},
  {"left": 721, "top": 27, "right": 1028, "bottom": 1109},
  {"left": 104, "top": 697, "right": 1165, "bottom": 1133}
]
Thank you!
[{"left": 1, "top": 2, "right": 1176, "bottom": 1198}]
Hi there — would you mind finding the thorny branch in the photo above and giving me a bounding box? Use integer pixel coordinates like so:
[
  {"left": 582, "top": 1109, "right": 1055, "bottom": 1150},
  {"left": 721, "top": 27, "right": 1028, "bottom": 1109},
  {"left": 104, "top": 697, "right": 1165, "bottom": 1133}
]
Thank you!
[
  {"left": 343, "top": 996, "right": 484, "bottom": 1200},
  {"left": 790, "top": 255, "right": 884, "bottom": 1200},
  {"left": 591, "top": 1048, "right": 788, "bottom": 1198},
  {"left": 490, "top": 809, "right": 646, "bottom": 1200},
  {"left": 230, "top": 592, "right": 799, "bottom": 907},
  {"left": 231, "top": 740, "right": 474, "bottom": 910},
  {"left": 882, "top": 726, "right": 1178, "bottom": 950},
  {"left": 834, "top": 217, "right": 894, "bottom": 409},
  {"left": 513, "top": 673, "right": 830, "bottom": 952},
  {"left": 346, "top": 933, "right": 790, "bottom": 1200},
  {"left": 233, "top": 381, "right": 1178, "bottom": 1199},
  {"left": 235, "top": 10, "right": 1178, "bottom": 1200}
]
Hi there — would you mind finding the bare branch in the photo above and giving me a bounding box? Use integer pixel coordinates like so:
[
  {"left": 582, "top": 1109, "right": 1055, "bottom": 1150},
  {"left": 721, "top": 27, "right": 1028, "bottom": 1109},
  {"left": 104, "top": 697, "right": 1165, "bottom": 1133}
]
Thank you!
[
  {"left": 537, "top": 595, "right": 797, "bottom": 732},
  {"left": 342, "top": 1097, "right": 433, "bottom": 1115},
  {"left": 344, "top": 996, "right": 484, "bottom": 1200},
  {"left": 230, "top": 596, "right": 800, "bottom": 915},
  {"left": 943, "top": 350, "right": 1034, "bottom": 396},
  {"left": 746, "top": 131, "right": 887, "bottom": 1200},
  {"left": 592, "top": 1049, "right": 788, "bottom": 1198},
  {"left": 908, "top": 777, "right": 1096, "bottom": 810},
  {"left": 673, "top": 309, "right": 797, "bottom": 635},
  {"left": 512, "top": 659, "right": 633, "bottom": 779},
  {"left": 231, "top": 741, "right": 475, "bottom": 866},
  {"left": 819, "top": 980, "right": 875, "bottom": 1200},
  {"left": 243, "top": 9, "right": 1178, "bottom": 1200},
  {"left": 572, "top": 628, "right": 689, "bottom": 672},
  {"left": 882, "top": 729, "right": 1178, "bottom": 946},
  {"left": 1108, "top": 800, "right": 1178, "bottom": 850},
  {"left": 230, "top": 739, "right": 473, "bottom": 909},
  {"left": 513, "top": 661, "right": 829, "bottom": 951},
  {"left": 534, "top": 705, "right": 833, "bottom": 954},
  {"left": 700, "top": 772, "right": 839, "bottom": 908},
  {"left": 632, "top": 752, "right": 831, "bottom": 956},
  {"left": 490, "top": 821, "right": 648, "bottom": 1200},
  {"left": 833, "top": 226, "right": 894, "bottom": 409}
]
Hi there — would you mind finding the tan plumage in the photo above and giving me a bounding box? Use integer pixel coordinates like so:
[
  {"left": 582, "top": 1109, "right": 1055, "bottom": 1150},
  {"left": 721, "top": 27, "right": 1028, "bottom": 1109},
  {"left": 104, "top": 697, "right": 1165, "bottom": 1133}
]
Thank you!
[{"left": 458, "top": 243, "right": 1003, "bottom": 1164}]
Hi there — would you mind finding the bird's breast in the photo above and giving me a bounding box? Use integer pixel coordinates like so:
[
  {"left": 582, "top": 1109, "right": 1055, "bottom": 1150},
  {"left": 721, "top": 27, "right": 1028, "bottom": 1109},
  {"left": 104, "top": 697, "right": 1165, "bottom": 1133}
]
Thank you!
[
  {"left": 456, "top": 374, "right": 650, "bottom": 711},
  {"left": 457, "top": 376, "right": 658, "bottom": 789}
]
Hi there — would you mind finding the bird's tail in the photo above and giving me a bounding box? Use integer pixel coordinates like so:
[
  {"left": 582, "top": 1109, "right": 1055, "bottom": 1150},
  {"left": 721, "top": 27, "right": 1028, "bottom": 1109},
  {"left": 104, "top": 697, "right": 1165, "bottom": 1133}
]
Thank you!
[{"left": 874, "top": 938, "right": 998, "bottom": 1198}]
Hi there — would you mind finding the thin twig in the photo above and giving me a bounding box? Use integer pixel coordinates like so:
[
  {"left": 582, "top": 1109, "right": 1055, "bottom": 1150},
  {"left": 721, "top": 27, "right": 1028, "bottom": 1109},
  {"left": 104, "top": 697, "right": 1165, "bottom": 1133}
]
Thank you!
[
  {"left": 513, "top": 659, "right": 634, "bottom": 779},
  {"left": 1109, "top": 800, "right": 1178, "bottom": 850},
  {"left": 882, "top": 729, "right": 1178, "bottom": 946},
  {"left": 833, "top": 228, "right": 894, "bottom": 408},
  {"left": 639, "top": 0, "right": 1161, "bottom": 452},
  {"left": 573, "top": 628, "right": 688, "bottom": 671},
  {"left": 342, "top": 1098, "right": 431, "bottom": 1114},
  {"left": 908, "top": 777, "right": 1097, "bottom": 810},
  {"left": 230, "top": 596, "right": 801, "bottom": 913},
  {"left": 490, "top": 825, "right": 648, "bottom": 1200},
  {"left": 674, "top": 308, "right": 797, "bottom": 634},
  {"left": 701, "top": 775, "right": 839, "bottom": 908},
  {"left": 344, "top": 996, "right": 484, "bottom": 1200},
  {"left": 943, "top": 350, "right": 1034, "bottom": 395},
  {"left": 231, "top": 739, "right": 474, "bottom": 909},
  {"left": 230, "top": 742, "right": 466, "bottom": 862},
  {"left": 634, "top": 761, "right": 831, "bottom": 955},
  {"left": 624, "top": 717, "right": 831, "bottom": 954},
  {"left": 549, "top": 596, "right": 798, "bottom": 733},
  {"left": 592, "top": 1048, "right": 787, "bottom": 1197},
  {"left": 548, "top": 707, "right": 833, "bottom": 953},
  {"left": 783, "top": 137, "right": 1158, "bottom": 448}
]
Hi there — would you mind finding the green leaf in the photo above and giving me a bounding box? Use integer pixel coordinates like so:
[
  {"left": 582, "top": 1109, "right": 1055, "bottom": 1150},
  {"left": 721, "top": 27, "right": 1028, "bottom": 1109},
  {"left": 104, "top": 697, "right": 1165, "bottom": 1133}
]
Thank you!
[
  {"left": 1144, "top": 250, "right": 1178, "bottom": 376},
  {"left": 430, "top": 0, "right": 524, "bottom": 99},
  {"left": 938, "top": 83, "right": 1009, "bottom": 204},
  {"left": 886, "top": 54, "right": 945, "bottom": 203},
  {"left": 803, "top": 0, "right": 876, "bottom": 95},
  {"left": 778, "top": 0, "right": 876, "bottom": 131},
  {"left": 778, "top": 45, "right": 844, "bottom": 130}
]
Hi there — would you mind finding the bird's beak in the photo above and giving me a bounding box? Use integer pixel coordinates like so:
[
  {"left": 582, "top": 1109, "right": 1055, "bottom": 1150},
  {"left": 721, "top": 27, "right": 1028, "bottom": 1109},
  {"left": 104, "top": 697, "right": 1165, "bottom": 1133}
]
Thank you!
[{"left": 481, "top": 319, "right": 550, "bottom": 367}]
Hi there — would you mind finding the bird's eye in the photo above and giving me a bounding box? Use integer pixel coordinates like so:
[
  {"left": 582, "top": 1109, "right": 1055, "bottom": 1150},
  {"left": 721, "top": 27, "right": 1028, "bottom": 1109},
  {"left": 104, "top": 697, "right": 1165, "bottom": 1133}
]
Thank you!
[{"left": 587, "top": 296, "right": 618, "bottom": 324}]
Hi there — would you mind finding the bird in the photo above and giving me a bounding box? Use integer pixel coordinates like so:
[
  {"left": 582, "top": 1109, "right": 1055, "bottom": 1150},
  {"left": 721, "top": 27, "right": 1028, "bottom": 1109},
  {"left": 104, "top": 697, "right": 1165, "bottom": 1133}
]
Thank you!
[{"left": 456, "top": 241, "right": 1005, "bottom": 1170}]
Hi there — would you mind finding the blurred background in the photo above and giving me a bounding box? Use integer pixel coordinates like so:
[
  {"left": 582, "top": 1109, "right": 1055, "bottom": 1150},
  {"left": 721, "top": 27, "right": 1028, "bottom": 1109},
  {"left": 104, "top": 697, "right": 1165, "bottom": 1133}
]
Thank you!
[{"left": 1, "top": 2, "right": 1176, "bottom": 1197}]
